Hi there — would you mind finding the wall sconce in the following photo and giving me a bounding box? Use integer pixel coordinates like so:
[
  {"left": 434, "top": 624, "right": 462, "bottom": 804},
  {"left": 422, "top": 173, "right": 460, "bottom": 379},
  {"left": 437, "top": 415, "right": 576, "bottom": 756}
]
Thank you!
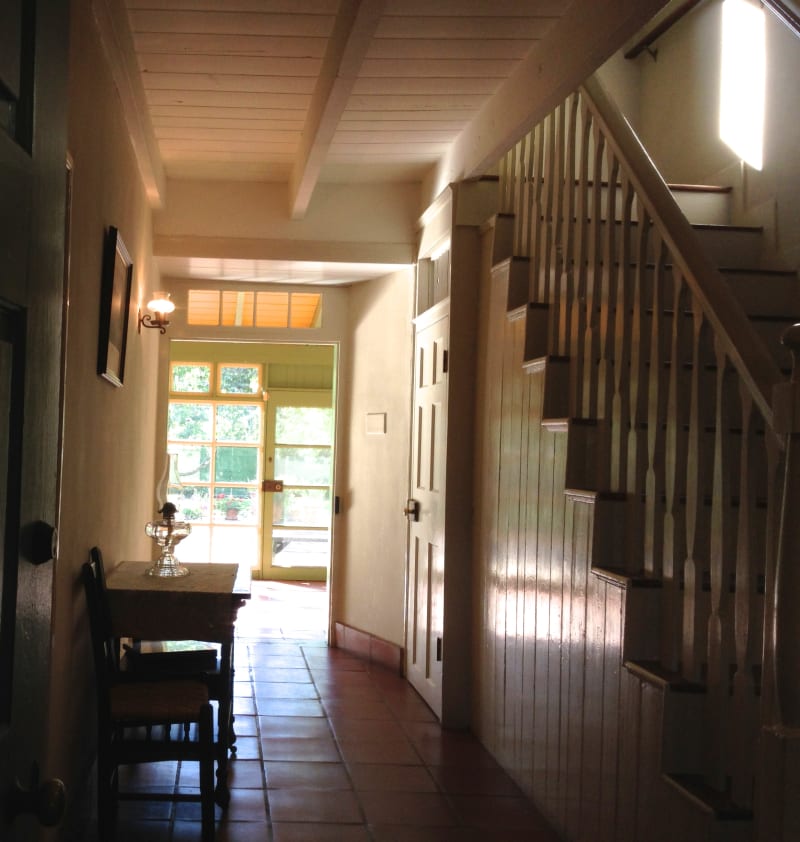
[{"left": 138, "top": 292, "right": 175, "bottom": 335}]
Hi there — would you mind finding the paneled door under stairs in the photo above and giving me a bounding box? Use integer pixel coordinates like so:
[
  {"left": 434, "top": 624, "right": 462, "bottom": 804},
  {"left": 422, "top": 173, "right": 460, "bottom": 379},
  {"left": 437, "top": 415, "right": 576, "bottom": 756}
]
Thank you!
[{"left": 405, "top": 306, "right": 449, "bottom": 719}]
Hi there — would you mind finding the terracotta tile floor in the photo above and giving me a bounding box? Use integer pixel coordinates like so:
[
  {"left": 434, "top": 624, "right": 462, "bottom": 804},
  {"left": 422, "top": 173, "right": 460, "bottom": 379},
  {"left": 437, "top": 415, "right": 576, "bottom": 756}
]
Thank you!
[{"left": 115, "top": 580, "right": 562, "bottom": 841}]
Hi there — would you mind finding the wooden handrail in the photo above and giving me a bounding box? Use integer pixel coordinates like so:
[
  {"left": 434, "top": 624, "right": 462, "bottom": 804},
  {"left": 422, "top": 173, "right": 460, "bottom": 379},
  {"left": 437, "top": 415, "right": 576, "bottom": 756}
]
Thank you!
[
  {"left": 624, "top": 0, "right": 705, "bottom": 59},
  {"left": 764, "top": 0, "right": 800, "bottom": 40},
  {"left": 579, "top": 75, "right": 783, "bottom": 430}
]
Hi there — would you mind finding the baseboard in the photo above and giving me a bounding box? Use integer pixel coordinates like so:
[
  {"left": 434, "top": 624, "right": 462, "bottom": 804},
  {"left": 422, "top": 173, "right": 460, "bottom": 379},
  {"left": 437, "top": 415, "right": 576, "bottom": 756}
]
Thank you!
[{"left": 333, "top": 622, "right": 403, "bottom": 674}]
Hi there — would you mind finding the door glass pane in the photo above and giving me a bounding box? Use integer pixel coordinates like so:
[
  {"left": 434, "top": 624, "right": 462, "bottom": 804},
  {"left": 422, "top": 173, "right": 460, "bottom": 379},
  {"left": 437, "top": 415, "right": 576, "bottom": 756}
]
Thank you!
[
  {"left": 215, "top": 446, "right": 258, "bottom": 483},
  {"left": 274, "top": 488, "right": 331, "bottom": 527},
  {"left": 215, "top": 404, "right": 260, "bottom": 442},
  {"left": 272, "top": 528, "right": 329, "bottom": 568},
  {"left": 274, "top": 446, "right": 331, "bottom": 485},
  {"left": 168, "top": 403, "right": 212, "bottom": 441},
  {"left": 275, "top": 406, "right": 332, "bottom": 445}
]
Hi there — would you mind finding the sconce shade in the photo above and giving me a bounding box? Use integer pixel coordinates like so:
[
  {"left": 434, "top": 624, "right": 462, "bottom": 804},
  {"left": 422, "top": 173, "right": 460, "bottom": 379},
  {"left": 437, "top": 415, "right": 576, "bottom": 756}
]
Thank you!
[{"left": 147, "top": 292, "right": 175, "bottom": 316}]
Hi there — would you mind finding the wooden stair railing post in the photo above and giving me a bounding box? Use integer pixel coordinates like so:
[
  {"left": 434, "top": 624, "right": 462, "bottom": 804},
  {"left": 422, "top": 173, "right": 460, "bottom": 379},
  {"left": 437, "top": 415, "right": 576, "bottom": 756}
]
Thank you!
[
  {"left": 568, "top": 99, "right": 592, "bottom": 418},
  {"left": 557, "top": 93, "right": 579, "bottom": 360},
  {"left": 683, "top": 302, "right": 708, "bottom": 682},
  {"left": 707, "top": 336, "right": 736, "bottom": 791},
  {"left": 582, "top": 121, "right": 605, "bottom": 418},
  {"left": 772, "top": 323, "right": 800, "bottom": 728},
  {"left": 662, "top": 269, "right": 689, "bottom": 671},
  {"left": 644, "top": 234, "right": 667, "bottom": 578},
  {"left": 610, "top": 174, "right": 635, "bottom": 496},
  {"left": 732, "top": 380, "right": 758, "bottom": 808},
  {"left": 548, "top": 102, "right": 565, "bottom": 356},
  {"left": 625, "top": 198, "right": 651, "bottom": 573}
]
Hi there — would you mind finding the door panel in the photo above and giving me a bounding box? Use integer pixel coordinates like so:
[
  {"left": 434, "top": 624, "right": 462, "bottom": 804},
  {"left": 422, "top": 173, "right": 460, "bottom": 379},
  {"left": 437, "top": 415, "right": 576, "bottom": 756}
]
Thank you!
[
  {"left": 406, "top": 313, "right": 448, "bottom": 717},
  {"left": 0, "top": 0, "right": 68, "bottom": 835}
]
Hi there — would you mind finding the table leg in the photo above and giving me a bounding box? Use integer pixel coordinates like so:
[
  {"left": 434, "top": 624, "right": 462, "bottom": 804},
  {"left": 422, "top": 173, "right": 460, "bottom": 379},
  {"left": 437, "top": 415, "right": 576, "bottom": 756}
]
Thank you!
[{"left": 214, "top": 639, "right": 234, "bottom": 807}]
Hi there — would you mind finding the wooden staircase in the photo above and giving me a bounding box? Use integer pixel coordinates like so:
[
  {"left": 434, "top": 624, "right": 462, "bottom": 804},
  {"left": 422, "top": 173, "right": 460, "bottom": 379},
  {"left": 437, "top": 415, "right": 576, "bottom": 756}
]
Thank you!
[{"left": 474, "top": 75, "right": 800, "bottom": 841}]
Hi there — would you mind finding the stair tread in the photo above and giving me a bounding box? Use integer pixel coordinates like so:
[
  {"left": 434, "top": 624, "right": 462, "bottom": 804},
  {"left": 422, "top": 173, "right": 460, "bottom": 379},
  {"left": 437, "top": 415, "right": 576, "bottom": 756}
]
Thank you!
[
  {"left": 664, "top": 773, "right": 754, "bottom": 821},
  {"left": 625, "top": 659, "right": 706, "bottom": 692}
]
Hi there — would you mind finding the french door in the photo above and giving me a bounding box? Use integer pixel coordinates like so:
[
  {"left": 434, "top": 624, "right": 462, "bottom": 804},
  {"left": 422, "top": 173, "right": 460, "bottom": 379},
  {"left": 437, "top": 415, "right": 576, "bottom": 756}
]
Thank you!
[
  {"left": 165, "top": 353, "right": 334, "bottom": 580},
  {"left": 261, "top": 391, "right": 333, "bottom": 581}
]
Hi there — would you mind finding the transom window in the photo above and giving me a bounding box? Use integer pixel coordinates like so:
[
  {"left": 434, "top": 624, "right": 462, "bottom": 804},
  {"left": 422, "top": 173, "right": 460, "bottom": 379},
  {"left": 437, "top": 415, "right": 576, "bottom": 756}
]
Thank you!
[{"left": 187, "top": 289, "right": 322, "bottom": 329}]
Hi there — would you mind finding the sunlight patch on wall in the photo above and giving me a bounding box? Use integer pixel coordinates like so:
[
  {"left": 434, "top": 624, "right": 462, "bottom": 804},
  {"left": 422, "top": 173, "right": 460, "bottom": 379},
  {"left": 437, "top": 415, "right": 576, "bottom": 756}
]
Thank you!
[{"left": 720, "top": 0, "right": 766, "bottom": 170}]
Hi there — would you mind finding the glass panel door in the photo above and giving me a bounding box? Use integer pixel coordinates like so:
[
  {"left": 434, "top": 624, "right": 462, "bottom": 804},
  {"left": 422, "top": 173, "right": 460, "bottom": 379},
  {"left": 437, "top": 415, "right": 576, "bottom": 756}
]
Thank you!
[{"left": 261, "top": 393, "right": 333, "bottom": 580}]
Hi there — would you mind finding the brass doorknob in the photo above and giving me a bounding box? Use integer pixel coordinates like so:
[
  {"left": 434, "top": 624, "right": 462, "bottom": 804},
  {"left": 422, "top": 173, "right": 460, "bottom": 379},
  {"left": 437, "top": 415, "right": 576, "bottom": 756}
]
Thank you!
[
  {"left": 8, "top": 763, "right": 66, "bottom": 827},
  {"left": 403, "top": 499, "right": 420, "bottom": 521}
]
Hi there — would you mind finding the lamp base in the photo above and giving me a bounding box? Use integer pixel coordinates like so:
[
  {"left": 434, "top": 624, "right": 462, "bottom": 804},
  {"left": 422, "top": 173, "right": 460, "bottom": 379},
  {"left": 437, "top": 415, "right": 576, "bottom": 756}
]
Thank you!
[{"left": 145, "top": 557, "right": 189, "bottom": 577}]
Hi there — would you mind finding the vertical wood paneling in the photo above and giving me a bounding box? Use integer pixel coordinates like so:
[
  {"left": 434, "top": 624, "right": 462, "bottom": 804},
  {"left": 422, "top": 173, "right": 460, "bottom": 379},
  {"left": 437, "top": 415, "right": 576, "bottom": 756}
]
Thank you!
[
  {"left": 600, "top": 584, "right": 623, "bottom": 842},
  {"left": 521, "top": 368, "right": 543, "bottom": 793},
  {"left": 545, "top": 427, "right": 568, "bottom": 818},
  {"left": 505, "top": 311, "right": 525, "bottom": 774},
  {"left": 565, "top": 499, "right": 590, "bottom": 841},
  {"left": 532, "top": 425, "right": 555, "bottom": 798},
  {"left": 581, "top": 571, "right": 606, "bottom": 836}
]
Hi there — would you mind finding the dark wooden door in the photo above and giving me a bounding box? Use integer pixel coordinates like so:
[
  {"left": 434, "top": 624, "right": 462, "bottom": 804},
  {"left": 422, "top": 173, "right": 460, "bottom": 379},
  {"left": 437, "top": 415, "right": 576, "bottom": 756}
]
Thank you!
[{"left": 0, "top": 0, "right": 69, "bottom": 837}]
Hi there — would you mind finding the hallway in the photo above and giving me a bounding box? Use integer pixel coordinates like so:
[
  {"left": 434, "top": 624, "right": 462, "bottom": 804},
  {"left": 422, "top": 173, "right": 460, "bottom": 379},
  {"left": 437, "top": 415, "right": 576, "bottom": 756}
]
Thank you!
[{"left": 115, "top": 580, "right": 562, "bottom": 841}]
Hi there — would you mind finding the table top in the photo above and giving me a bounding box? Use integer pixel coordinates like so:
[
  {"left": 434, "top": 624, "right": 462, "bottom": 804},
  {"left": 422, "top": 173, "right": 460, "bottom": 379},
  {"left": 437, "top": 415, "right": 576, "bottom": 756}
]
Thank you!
[{"left": 107, "top": 561, "right": 252, "bottom": 598}]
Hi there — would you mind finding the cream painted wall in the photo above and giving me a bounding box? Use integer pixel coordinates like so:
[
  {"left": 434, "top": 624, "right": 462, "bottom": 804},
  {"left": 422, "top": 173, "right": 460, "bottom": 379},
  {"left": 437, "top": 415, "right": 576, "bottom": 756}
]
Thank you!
[
  {"left": 618, "top": 0, "right": 800, "bottom": 267},
  {"left": 334, "top": 269, "right": 414, "bottom": 646},
  {"left": 47, "top": 0, "right": 163, "bottom": 823},
  {"left": 154, "top": 179, "right": 420, "bottom": 266}
]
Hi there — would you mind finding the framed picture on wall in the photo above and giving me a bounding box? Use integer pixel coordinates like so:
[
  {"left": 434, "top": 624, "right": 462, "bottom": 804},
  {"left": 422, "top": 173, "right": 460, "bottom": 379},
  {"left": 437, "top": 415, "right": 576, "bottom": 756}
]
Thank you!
[{"left": 97, "top": 225, "right": 132, "bottom": 387}]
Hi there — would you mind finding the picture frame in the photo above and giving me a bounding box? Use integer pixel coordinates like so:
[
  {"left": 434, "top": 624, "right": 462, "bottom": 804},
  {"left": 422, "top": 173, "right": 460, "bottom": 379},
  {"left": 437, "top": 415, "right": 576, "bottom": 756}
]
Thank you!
[{"left": 97, "top": 226, "right": 133, "bottom": 387}]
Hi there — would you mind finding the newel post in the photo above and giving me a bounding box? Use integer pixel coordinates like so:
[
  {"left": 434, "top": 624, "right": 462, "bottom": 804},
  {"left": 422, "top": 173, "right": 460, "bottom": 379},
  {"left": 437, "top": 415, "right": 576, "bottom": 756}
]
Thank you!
[{"left": 772, "top": 324, "right": 800, "bottom": 729}]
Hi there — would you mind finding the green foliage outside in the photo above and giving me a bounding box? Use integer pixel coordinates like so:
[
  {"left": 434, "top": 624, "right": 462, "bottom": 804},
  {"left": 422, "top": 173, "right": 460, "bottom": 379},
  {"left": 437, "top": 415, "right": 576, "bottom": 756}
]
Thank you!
[
  {"left": 220, "top": 365, "right": 259, "bottom": 394},
  {"left": 171, "top": 364, "right": 210, "bottom": 393}
]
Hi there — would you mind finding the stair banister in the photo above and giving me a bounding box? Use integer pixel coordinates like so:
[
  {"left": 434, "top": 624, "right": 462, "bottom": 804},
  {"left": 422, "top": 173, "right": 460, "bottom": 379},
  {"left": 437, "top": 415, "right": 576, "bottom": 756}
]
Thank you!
[
  {"left": 772, "top": 324, "right": 800, "bottom": 727},
  {"left": 579, "top": 75, "right": 783, "bottom": 428}
]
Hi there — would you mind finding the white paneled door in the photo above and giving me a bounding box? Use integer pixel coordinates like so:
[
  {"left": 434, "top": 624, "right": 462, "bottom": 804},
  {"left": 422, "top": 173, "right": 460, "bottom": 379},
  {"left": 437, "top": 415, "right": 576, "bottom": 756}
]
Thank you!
[{"left": 405, "top": 306, "right": 449, "bottom": 719}]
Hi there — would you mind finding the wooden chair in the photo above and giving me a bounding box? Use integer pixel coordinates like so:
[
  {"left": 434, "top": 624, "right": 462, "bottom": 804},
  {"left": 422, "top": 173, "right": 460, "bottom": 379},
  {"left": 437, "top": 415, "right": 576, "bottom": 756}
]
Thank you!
[
  {"left": 88, "top": 547, "right": 225, "bottom": 738},
  {"left": 82, "top": 558, "right": 216, "bottom": 841}
]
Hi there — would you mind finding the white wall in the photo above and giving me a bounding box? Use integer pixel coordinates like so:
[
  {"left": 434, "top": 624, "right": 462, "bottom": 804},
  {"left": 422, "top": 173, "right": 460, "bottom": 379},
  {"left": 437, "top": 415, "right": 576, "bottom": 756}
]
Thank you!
[
  {"left": 334, "top": 269, "right": 414, "bottom": 646},
  {"left": 154, "top": 179, "right": 421, "bottom": 266},
  {"left": 49, "top": 0, "right": 162, "bottom": 821}
]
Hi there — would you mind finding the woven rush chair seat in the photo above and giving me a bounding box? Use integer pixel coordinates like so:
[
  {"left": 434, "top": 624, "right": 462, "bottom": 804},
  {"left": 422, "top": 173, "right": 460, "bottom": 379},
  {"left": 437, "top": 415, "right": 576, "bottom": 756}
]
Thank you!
[{"left": 109, "top": 679, "right": 209, "bottom": 723}]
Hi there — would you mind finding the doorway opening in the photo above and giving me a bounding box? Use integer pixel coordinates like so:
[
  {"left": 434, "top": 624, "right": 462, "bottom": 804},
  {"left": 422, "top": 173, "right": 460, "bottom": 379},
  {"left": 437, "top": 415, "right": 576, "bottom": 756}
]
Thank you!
[{"left": 163, "top": 341, "right": 337, "bottom": 605}]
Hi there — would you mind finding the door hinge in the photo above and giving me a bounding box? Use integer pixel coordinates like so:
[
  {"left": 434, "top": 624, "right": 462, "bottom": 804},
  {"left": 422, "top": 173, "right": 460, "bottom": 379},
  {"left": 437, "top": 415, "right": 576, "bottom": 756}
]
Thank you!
[
  {"left": 436, "top": 637, "right": 443, "bottom": 661},
  {"left": 442, "top": 349, "right": 448, "bottom": 374}
]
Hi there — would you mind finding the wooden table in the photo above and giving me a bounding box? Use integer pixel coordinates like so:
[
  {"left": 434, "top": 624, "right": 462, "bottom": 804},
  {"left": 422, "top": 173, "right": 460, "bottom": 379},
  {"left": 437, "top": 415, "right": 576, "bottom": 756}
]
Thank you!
[{"left": 105, "top": 561, "right": 251, "bottom": 806}]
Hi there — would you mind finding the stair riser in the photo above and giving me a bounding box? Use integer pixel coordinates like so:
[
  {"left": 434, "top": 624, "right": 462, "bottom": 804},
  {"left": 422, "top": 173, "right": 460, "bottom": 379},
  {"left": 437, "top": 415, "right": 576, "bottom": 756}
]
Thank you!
[
  {"left": 541, "top": 185, "right": 732, "bottom": 226},
  {"left": 550, "top": 220, "right": 764, "bottom": 268}
]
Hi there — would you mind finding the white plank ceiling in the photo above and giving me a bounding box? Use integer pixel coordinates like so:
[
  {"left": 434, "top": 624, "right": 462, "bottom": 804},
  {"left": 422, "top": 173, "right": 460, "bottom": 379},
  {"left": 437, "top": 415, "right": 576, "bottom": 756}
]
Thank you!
[
  {"left": 126, "top": 0, "right": 570, "bottom": 187},
  {"left": 116, "top": 0, "right": 668, "bottom": 284}
]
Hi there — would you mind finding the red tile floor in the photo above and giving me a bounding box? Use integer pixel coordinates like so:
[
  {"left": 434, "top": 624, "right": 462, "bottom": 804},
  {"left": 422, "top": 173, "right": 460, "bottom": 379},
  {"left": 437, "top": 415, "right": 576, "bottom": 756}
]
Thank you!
[{"left": 115, "top": 580, "right": 562, "bottom": 841}]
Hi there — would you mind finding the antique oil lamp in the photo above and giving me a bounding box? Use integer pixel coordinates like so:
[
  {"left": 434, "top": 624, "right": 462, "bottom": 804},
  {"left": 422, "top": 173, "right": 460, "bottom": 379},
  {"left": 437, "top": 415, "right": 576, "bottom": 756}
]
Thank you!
[{"left": 144, "top": 502, "right": 191, "bottom": 577}]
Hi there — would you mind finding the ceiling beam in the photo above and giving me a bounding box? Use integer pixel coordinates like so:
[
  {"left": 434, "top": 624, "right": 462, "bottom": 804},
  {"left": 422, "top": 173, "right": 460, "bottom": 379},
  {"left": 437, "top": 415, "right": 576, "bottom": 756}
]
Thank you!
[
  {"left": 289, "top": 0, "right": 385, "bottom": 220},
  {"left": 93, "top": 0, "right": 165, "bottom": 207},
  {"left": 441, "top": 0, "right": 672, "bottom": 188}
]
